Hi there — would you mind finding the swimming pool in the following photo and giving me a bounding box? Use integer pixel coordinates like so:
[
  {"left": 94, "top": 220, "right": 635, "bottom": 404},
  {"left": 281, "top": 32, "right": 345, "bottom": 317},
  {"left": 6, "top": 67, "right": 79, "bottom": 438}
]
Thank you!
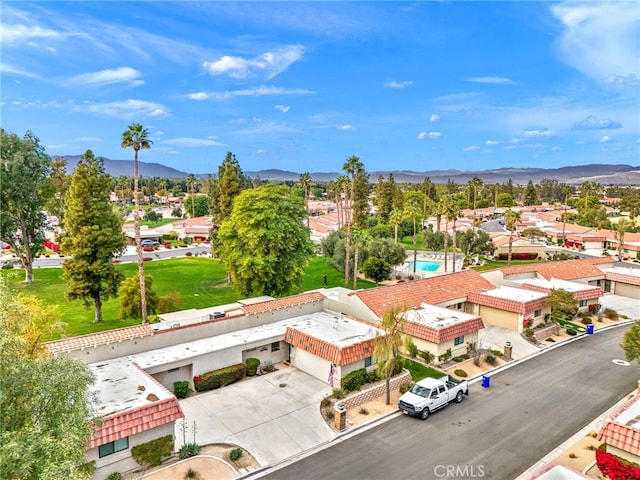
[{"left": 405, "top": 260, "right": 441, "bottom": 272}]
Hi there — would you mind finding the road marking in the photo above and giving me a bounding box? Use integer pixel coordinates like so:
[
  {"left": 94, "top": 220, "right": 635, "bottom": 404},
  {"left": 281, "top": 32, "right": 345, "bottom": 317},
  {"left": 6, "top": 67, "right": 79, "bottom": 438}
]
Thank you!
[{"left": 612, "top": 359, "right": 630, "bottom": 366}]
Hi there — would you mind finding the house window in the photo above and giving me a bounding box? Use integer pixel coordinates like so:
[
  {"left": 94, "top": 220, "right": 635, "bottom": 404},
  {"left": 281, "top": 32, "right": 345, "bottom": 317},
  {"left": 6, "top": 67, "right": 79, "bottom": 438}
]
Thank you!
[
  {"left": 99, "top": 437, "right": 129, "bottom": 458},
  {"left": 579, "top": 300, "right": 587, "bottom": 307},
  {"left": 534, "top": 309, "right": 542, "bottom": 317},
  {"left": 364, "top": 356, "right": 372, "bottom": 367},
  {"left": 168, "top": 367, "right": 180, "bottom": 373},
  {"left": 454, "top": 336, "right": 464, "bottom": 346},
  {"left": 271, "top": 341, "right": 280, "bottom": 352}
]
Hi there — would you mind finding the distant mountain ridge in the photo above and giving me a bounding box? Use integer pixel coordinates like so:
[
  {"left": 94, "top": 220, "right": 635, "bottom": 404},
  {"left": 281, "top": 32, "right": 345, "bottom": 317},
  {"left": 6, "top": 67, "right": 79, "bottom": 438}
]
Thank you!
[{"left": 59, "top": 156, "right": 640, "bottom": 185}]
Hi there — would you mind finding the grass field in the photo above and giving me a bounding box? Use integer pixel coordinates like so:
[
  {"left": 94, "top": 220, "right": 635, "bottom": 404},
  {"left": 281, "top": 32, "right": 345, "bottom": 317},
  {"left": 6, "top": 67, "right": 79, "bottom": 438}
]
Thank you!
[{"left": 2, "top": 255, "right": 375, "bottom": 340}]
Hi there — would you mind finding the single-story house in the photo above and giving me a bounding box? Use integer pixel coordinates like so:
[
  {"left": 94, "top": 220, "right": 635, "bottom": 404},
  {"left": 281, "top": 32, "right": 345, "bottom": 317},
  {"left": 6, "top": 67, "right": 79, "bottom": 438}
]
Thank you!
[
  {"left": 498, "top": 257, "right": 613, "bottom": 288},
  {"left": 467, "top": 286, "right": 549, "bottom": 332},
  {"left": 597, "top": 392, "right": 640, "bottom": 471},
  {"left": 515, "top": 277, "right": 603, "bottom": 312},
  {"left": 600, "top": 267, "right": 640, "bottom": 299}
]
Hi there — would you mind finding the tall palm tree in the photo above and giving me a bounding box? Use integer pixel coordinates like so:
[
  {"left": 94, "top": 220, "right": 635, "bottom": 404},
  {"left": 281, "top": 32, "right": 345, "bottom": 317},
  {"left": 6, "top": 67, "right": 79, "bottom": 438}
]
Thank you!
[
  {"left": 121, "top": 123, "right": 153, "bottom": 324},
  {"left": 438, "top": 195, "right": 455, "bottom": 272},
  {"left": 187, "top": 173, "right": 196, "bottom": 218},
  {"left": 298, "top": 172, "right": 312, "bottom": 228},
  {"left": 389, "top": 208, "right": 403, "bottom": 243},
  {"left": 373, "top": 304, "right": 407, "bottom": 405},
  {"left": 561, "top": 185, "right": 573, "bottom": 246},
  {"left": 343, "top": 156, "right": 362, "bottom": 287},
  {"left": 441, "top": 194, "right": 460, "bottom": 272},
  {"left": 469, "top": 176, "right": 483, "bottom": 233},
  {"left": 351, "top": 228, "right": 370, "bottom": 289},
  {"left": 504, "top": 209, "right": 521, "bottom": 265},
  {"left": 404, "top": 191, "right": 423, "bottom": 275}
]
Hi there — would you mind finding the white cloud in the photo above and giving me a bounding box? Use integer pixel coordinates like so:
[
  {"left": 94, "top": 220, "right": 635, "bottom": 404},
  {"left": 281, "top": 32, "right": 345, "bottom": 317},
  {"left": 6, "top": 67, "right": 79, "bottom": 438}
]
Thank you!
[
  {"left": 274, "top": 105, "right": 290, "bottom": 113},
  {"left": 510, "top": 138, "right": 521, "bottom": 144},
  {"left": 572, "top": 115, "right": 622, "bottom": 130},
  {"left": 600, "top": 135, "right": 611, "bottom": 143},
  {"left": 256, "top": 149, "right": 267, "bottom": 154},
  {"left": 429, "top": 114, "right": 440, "bottom": 122},
  {"left": 207, "top": 85, "right": 313, "bottom": 100},
  {"left": 0, "top": 63, "right": 42, "bottom": 79},
  {"left": 0, "top": 24, "right": 61, "bottom": 44},
  {"left": 502, "top": 145, "right": 517, "bottom": 150},
  {"left": 417, "top": 131, "right": 442, "bottom": 140},
  {"left": 46, "top": 143, "right": 67, "bottom": 150},
  {"left": 67, "top": 67, "right": 143, "bottom": 87},
  {"left": 384, "top": 80, "right": 413, "bottom": 89},
  {"left": 74, "top": 136, "right": 103, "bottom": 142},
  {"left": 463, "top": 145, "right": 480, "bottom": 152},
  {"left": 522, "top": 126, "right": 554, "bottom": 137},
  {"left": 163, "top": 137, "right": 226, "bottom": 147},
  {"left": 485, "top": 140, "right": 500, "bottom": 146},
  {"left": 76, "top": 99, "right": 170, "bottom": 119},
  {"left": 188, "top": 92, "right": 209, "bottom": 100},
  {"left": 338, "top": 125, "right": 356, "bottom": 131},
  {"left": 551, "top": 2, "right": 640, "bottom": 86},
  {"left": 466, "top": 76, "right": 513, "bottom": 84},
  {"left": 202, "top": 45, "right": 305, "bottom": 80}
]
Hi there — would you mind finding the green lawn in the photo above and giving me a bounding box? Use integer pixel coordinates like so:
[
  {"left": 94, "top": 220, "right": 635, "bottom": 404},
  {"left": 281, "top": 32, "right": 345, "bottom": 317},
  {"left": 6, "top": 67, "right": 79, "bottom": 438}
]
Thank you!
[
  {"left": 2, "top": 255, "right": 375, "bottom": 340},
  {"left": 470, "top": 256, "right": 545, "bottom": 272},
  {"left": 403, "top": 358, "right": 446, "bottom": 381}
]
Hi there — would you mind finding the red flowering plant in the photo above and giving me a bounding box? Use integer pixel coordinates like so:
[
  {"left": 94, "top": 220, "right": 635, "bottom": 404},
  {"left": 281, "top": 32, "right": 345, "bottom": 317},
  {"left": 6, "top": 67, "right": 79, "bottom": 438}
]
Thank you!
[{"left": 193, "top": 375, "right": 203, "bottom": 384}]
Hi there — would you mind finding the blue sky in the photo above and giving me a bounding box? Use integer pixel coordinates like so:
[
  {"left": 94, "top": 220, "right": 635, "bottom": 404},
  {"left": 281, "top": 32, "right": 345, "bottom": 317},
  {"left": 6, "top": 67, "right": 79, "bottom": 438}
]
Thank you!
[{"left": 2, "top": 1, "right": 639, "bottom": 175}]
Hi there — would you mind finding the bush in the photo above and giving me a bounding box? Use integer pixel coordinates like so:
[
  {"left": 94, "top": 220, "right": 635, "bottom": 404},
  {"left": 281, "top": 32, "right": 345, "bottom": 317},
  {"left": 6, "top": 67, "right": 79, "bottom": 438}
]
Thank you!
[
  {"left": 490, "top": 349, "right": 504, "bottom": 357},
  {"left": 245, "top": 358, "right": 260, "bottom": 376},
  {"left": 485, "top": 354, "right": 497, "bottom": 365},
  {"left": 567, "top": 329, "right": 577, "bottom": 336},
  {"left": 546, "top": 337, "right": 555, "bottom": 342},
  {"left": 452, "top": 354, "right": 470, "bottom": 362},
  {"left": 332, "top": 388, "right": 346, "bottom": 399},
  {"left": 399, "top": 382, "right": 411, "bottom": 394},
  {"left": 604, "top": 308, "right": 619, "bottom": 321},
  {"left": 580, "top": 317, "right": 593, "bottom": 325},
  {"left": 405, "top": 337, "right": 418, "bottom": 357},
  {"left": 174, "top": 381, "right": 189, "bottom": 399},
  {"left": 193, "top": 363, "right": 246, "bottom": 392},
  {"left": 229, "top": 448, "right": 243, "bottom": 461},
  {"left": 143, "top": 210, "right": 162, "bottom": 222},
  {"left": 157, "top": 292, "right": 182, "bottom": 314},
  {"left": 178, "top": 443, "right": 200, "bottom": 459},
  {"left": 1, "top": 263, "right": 13, "bottom": 270},
  {"left": 185, "top": 251, "right": 193, "bottom": 257},
  {"left": 341, "top": 368, "right": 368, "bottom": 392},
  {"left": 107, "top": 473, "right": 122, "bottom": 480},
  {"left": 418, "top": 350, "right": 434, "bottom": 364},
  {"left": 454, "top": 369, "right": 467, "bottom": 378},
  {"left": 131, "top": 435, "right": 173, "bottom": 466}
]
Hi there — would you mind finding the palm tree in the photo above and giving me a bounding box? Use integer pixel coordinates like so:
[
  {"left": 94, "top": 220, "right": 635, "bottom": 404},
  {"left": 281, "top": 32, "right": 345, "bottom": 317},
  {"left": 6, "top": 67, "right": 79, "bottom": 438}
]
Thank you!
[
  {"left": 351, "top": 228, "right": 370, "bottom": 289},
  {"left": 403, "top": 191, "right": 423, "bottom": 275},
  {"left": 373, "top": 304, "right": 407, "bottom": 405},
  {"left": 469, "top": 176, "right": 483, "bottom": 232},
  {"left": 121, "top": 123, "right": 153, "bottom": 324},
  {"left": 440, "top": 194, "right": 460, "bottom": 272},
  {"left": 389, "top": 208, "right": 403, "bottom": 243},
  {"left": 298, "top": 172, "right": 312, "bottom": 228},
  {"left": 187, "top": 173, "right": 196, "bottom": 218},
  {"left": 561, "top": 185, "right": 573, "bottom": 246},
  {"left": 343, "top": 155, "right": 362, "bottom": 287},
  {"left": 504, "top": 209, "right": 521, "bottom": 265},
  {"left": 438, "top": 195, "right": 455, "bottom": 272}
]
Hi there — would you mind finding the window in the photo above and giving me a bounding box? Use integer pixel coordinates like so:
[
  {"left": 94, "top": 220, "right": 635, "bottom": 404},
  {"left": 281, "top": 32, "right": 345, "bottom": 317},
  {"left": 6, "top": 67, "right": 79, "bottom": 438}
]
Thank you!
[
  {"left": 168, "top": 367, "right": 180, "bottom": 373},
  {"left": 271, "top": 341, "right": 280, "bottom": 352},
  {"left": 364, "top": 356, "right": 372, "bottom": 367},
  {"left": 579, "top": 300, "right": 587, "bottom": 307},
  {"left": 99, "top": 437, "right": 129, "bottom": 458},
  {"left": 454, "top": 336, "right": 464, "bottom": 346},
  {"left": 534, "top": 309, "right": 542, "bottom": 317}
]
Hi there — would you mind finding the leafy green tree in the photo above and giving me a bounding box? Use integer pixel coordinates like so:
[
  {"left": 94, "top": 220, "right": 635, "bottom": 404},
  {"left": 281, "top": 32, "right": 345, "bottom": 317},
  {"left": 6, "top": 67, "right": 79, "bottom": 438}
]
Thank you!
[
  {"left": 218, "top": 184, "right": 314, "bottom": 296},
  {"left": 46, "top": 157, "right": 69, "bottom": 225},
  {"left": 353, "top": 164, "right": 370, "bottom": 228},
  {"left": 520, "top": 227, "right": 545, "bottom": 242},
  {"left": 362, "top": 257, "right": 392, "bottom": 285},
  {"left": 374, "top": 175, "right": 395, "bottom": 224},
  {"left": 622, "top": 320, "right": 640, "bottom": 364},
  {"left": 298, "top": 172, "right": 312, "bottom": 228},
  {"left": 620, "top": 189, "right": 640, "bottom": 220},
  {"left": 0, "top": 129, "right": 52, "bottom": 283},
  {"left": 208, "top": 152, "right": 244, "bottom": 255},
  {"left": 523, "top": 180, "right": 539, "bottom": 206},
  {"left": 367, "top": 238, "right": 407, "bottom": 268},
  {"left": 0, "top": 278, "right": 96, "bottom": 480},
  {"left": 545, "top": 288, "right": 578, "bottom": 320},
  {"left": 119, "top": 274, "right": 159, "bottom": 320},
  {"left": 121, "top": 123, "right": 153, "bottom": 323},
  {"left": 374, "top": 304, "right": 406, "bottom": 405},
  {"left": 61, "top": 151, "right": 126, "bottom": 323},
  {"left": 183, "top": 195, "right": 210, "bottom": 218},
  {"left": 186, "top": 173, "right": 197, "bottom": 218}
]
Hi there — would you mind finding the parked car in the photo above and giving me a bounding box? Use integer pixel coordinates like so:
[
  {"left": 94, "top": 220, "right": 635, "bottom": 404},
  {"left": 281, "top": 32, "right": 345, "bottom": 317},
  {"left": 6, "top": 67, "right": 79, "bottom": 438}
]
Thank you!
[
  {"left": 141, "top": 239, "right": 159, "bottom": 247},
  {"left": 398, "top": 375, "right": 468, "bottom": 420}
]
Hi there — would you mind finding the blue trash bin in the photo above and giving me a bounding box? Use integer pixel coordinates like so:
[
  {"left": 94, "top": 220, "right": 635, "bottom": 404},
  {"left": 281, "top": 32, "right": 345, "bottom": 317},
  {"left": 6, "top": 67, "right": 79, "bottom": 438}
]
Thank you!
[
  {"left": 587, "top": 324, "right": 594, "bottom": 334},
  {"left": 482, "top": 375, "right": 490, "bottom": 388}
]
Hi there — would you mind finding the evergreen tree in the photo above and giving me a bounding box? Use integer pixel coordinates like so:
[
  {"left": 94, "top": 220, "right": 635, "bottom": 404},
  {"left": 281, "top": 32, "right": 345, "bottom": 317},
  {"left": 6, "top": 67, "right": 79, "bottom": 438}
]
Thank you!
[
  {"left": 46, "top": 157, "right": 69, "bottom": 224},
  {"left": 353, "top": 164, "right": 370, "bottom": 228},
  {"left": 218, "top": 184, "right": 314, "bottom": 296},
  {"left": 60, "top": 151, "right": 126, "bottom": 323},
  {"left": 0, "top": 129, "right": 52, "bottom": 284},
  {"left": 524, "top": 180, "right": 539, "bottom": 206},
  {"left": 208, "top": 152, "right": 244, "bottom": 255}
]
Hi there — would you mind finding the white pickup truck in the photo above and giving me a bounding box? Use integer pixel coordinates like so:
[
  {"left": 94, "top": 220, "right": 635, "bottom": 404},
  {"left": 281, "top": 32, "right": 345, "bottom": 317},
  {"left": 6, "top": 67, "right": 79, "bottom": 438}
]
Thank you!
[{"left": 398, "top": 375, "right": 468, "bottom": 420}]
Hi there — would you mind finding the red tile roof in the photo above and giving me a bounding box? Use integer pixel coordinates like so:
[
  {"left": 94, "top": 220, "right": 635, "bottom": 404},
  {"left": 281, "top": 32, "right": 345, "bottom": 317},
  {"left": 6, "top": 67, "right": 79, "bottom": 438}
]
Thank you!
[
  {"left": 89, "top": 363, "right": 184, "bottom": 449},
  {"left": 520, "top": 282, "right": 603, "bottom": 301},
  {"left": 241, "top": 292, "right": 325, "bottom": 315},
  {"left": 499, "top": 257, "right": 611, "bottom": 281},
  {"left": 284, "top": 327, "right": 376, "bottom": 365},
  {"left": 351, "top": 270, "right": 496, "bottom": 317},
  {"left": 604, "top": 270, "right": 640, "bottom": 286},
  {"left": 45, "top": 325, "right": 154, "bottom": 356},
  {"left": 597, "top": 394, "right": 640, "bottom": 457},
  {"left": 402, "top": 317, "right": 485, "bottom": 343},
  {"left": 467, "top": 291, "right": 547, "bottom": 315}
]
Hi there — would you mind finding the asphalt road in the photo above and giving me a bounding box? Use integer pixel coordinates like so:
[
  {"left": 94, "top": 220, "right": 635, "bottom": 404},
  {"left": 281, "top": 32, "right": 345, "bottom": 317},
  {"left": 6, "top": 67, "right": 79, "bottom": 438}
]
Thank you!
[{"left": 259, "top": 325, "right": 637, "bottom": 480}]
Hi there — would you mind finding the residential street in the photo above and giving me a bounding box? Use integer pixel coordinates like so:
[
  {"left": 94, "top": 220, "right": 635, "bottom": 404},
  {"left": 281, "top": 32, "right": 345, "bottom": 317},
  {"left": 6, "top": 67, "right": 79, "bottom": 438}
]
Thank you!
[{"left": 257, "top": 325, "right": 637, "bottom": 480}]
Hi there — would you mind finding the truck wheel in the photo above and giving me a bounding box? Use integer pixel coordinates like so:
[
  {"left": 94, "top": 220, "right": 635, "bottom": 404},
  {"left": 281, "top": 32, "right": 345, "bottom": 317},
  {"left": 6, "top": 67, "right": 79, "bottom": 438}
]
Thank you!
[
  {"left": 420, "top": 408, "right": 430, "bottom": 420},
  {"left": 455, "top": 391, "right": 464, "bottom": 403}
]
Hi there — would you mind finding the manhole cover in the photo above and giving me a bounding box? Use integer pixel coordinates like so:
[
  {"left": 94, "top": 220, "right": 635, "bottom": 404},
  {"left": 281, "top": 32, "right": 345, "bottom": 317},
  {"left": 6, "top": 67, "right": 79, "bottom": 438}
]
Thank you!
[{"left": 612, "top": 359, "right": 630, "bottom": 366}]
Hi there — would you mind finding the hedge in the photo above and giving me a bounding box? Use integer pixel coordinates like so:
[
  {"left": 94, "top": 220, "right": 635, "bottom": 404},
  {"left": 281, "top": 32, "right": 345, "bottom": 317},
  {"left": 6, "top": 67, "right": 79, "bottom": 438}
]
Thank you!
[
  {"left": 194, "top": 363, "right": 247, "bottom": 392},
  {"left": 245, "top": 358, "right": 260, "bottom": 376},
  {"left": 131, "top": 435, "right": 173, "bottom": 467},
  {"left": 174, "top": 380, "right": 189, "bottom": 399}
]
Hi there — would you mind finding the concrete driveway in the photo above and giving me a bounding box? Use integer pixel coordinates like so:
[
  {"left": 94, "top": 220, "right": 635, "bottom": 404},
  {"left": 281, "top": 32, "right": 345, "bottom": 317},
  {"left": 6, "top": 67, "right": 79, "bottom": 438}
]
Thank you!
[
  {"left": 176, "top": 365, "right": 335, "bottom": 467},
  {"left": 600, "top": 293, "right": 640, "bottom": 320}
]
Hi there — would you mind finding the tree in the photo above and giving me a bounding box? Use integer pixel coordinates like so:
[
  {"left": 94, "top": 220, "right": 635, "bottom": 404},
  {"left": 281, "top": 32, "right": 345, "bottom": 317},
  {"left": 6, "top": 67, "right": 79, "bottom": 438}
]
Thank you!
[
  {"left": 622, "top": 320, "right": 640, "bottom": 364},
  {"left": 0, "top": 278, "right": 96, "bottom": 480},
  {"left": 342, "top": 155, "right": 363, "bottom": 287},
  {"left": 352, "top": 164, "right": 370, "bottom": 228},
  {"left": 46, "top": 157, "right": 69, "bottom": 225},
  {"left": 404, "top": 191, "right": 424, "bottom": 274},
  {"left": 614, "top": 218, "right": 633, "bottom": 259},
  {"left": 504, "top": 209, "right": 521, "bottom": 265},
  {"left": 468, "top": 176, "right": 483, "bottom": 231},
  {"left": 60, "top": 151, "right": 126, "bottom": 323},
  {"left": 218, "top": 184, "right": 314, "bottom": 296},
  {"left": 183, "top": 195, "right": 209, "bottom": 218},
  {"left": 186, "top": 173, "right": 196, "bottom": 218},
  {"left": 373, "top": 304, "right": 406, "bottom": 405},
  {"left": 121, "top": 123, "right": 153, "bottom": 323},
  {"left": 523, "top": 180, "right": 539, "bottom": 206},
  {"left": 362, "top": 257, "right": 392, "bottom": 285},
  {"left": 389, "top": 208, "right": 403, "bottom": 243},
  {"left": 545, "top": 288, "right": 578, "bottom": 320},
  {"left": 0, "top": 129, "right": 52, "bottom": 283},
  {"left": 520, "top": 227, "right": 545, "bottom": 242},
  {"left": 208, "top": 152, "right": 244, "bottom": 255},
  {"left": 119, "top": 274, "right": 160, "bottom": 320},
  {"left": 496, "top": 192, "right": 516, "bottom": 208},
  {"left": 351, "top": 228, "right": 370, "bottom": 289},
  {"left": 620, "top": 189, "right": 640, "bottom": 220},
  {"left": 298, "top": 172, "right": 312, "bottom": 228}
]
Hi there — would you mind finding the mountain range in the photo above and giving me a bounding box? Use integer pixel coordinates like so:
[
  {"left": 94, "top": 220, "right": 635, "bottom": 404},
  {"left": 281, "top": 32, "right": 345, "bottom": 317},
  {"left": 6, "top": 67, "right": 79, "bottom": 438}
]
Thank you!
[{"left": 60, "top": 156, "right": 640, "bottom": 185}]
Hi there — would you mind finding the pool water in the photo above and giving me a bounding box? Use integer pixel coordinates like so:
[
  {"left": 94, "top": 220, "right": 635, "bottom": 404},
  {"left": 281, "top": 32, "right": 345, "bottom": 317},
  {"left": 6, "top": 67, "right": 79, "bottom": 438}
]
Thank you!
[{"left": 405, "top": 260, "right": 441, "bottom": 272}]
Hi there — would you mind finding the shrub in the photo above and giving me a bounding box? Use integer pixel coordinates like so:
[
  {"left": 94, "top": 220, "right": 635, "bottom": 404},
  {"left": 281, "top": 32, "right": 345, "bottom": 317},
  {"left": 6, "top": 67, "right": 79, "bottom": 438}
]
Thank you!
[
  {"left": 321, "top": 397, "right": 332, "bottom": 408},
  {"left": 567, "top": 329, "right": 577, "bottom": 336},
  {"left": 193, "top": 363, "right": 246, "bottom": 392},
  {"left": 174, "top": 381, "right": 189, "bottom": 399},
  {"left": 359, "top": 407, "right": 369, "bottom": 415},
  {"left": 485, "top": 354, "right": 497, "bottom": 365},
  {"left": 158, "top": 292, "right": 182, "bottom": 314},
  {"left": 454, "top": 369, "right": 468, "bottom": 378},
  {"left": 490, "top": 349, "right": 503, "bottom": 357},
  {"left": 341, "top": 368, "right": 368, "bottom": 392},
  {"left": 179, "top": 443, "right": 200, "bottom": 459},
  {"left": 399, "top": 382, "right": 411, "bottom": 394},
  {"left": 418, "top": 350, "right": 434, "bottom": 364},
  {"left": 185, "top": 468, "right": 200, "bottom": 479},
  {"left": 332, "top": 388, "right": 346, "bottom": 399},
  {"left": 326, "top": 410, "right": 335, "bottom": 420},
  {"left": 185, "top": 251, "right": 193, "bottom": 257},
  {"left": 131, "top": 435, "right": 173, "bottom": 466},
  {"left": 107, "top": 473, "right": 122, "bottom": 480},
  {"left": 568, "top": 452, "right": 577, "bottom": 459},
  {"left": 229, "top": 448, "right": 243, "bottom": 461},
  {"left": 580, "top": 317, "right": 593, "bottom": 325},
  {"left": 604, "top": 308, "right": 619, "bottom": 321},
  {"left": 452, "top": 354, "right": 470, "bottom": 362},
  {"left": 1, "top": 263, "right": 13, "bottom": 270},
  {"left": 546, "top": 337, "right": 555, "bottom": 342},
  {"left": 405, "top": 336, "right": 418, "bottom": 357},
  {"left": 245, "top": 358, "right": 260, "bottom": 376}
]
